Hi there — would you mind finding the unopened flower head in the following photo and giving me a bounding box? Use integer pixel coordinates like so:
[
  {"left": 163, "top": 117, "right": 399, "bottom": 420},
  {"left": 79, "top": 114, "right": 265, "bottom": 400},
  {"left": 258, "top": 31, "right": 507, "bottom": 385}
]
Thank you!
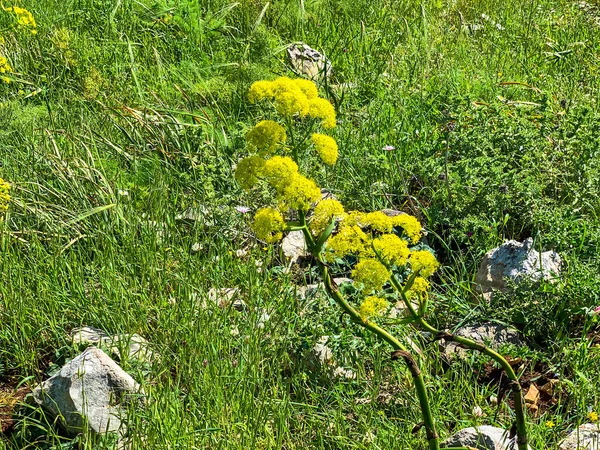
[
  {"left": 373, "top": 234, "right": 410, "bottom": 266},
  {"left": 352, "top": 258, "right": 390, "bottom": 292},
  {"left": 252, "top": 207, "right": 285, "bottom": 243},
  {"left": 246, "top": 120, "right": 286, "bottom": 154},
  {"left": 310, "top": 199, "right": 345, "bottom": 236},
  {"left": 311, "top": 133, "right": 338, "bottom": 165},
  {"left": 359, "top": 296, "right": 388, "bottom": 319},
  {"left": 409, "top": 250, "right": 439, "bottom": 277}
]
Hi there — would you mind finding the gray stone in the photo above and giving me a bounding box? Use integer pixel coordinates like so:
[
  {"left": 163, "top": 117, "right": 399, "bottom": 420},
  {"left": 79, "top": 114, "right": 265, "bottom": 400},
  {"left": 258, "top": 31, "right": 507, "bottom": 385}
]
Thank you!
[
  {"left": 559, "top": 424, "right": 600, "bottom": 449},
  {"left": 443, "top": 425, "right": 530, "bottom": 449},
  {"left": 442, "top": 322, "right": 522, "bottom": 358},
  {"left": 71, "top": 327, "right": 155, "bottom": 363},
  {"left": 32, "top": 347, "right": 140, "bottom": 435},
  {"left": 475, "top": 238, "right": 562, "bottom": 301},
  {"left": 286, "top": 43, "right": 332, "bottom": 80},
  {"left": 281, "top": 230, "right": 308, "bottom": 263}
]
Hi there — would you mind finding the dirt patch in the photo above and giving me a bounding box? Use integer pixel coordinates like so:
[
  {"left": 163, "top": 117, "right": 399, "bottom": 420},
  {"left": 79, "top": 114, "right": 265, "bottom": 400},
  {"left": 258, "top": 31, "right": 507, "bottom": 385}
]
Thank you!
[
  {"left": 477, "top": 357, "right": 565, "bottom": 416},
  {"left": 0, "top": 382, "right": 31, "bottom": 434}
]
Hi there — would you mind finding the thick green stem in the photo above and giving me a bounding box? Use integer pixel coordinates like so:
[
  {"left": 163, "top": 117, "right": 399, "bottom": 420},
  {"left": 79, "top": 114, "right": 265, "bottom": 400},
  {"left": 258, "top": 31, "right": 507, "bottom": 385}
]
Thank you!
[
  {"left": 315, "top": 258, "right": 440, "bottom": 450},
  {"left": 392, "top": 276, "right": 528, "bottom": 450}
]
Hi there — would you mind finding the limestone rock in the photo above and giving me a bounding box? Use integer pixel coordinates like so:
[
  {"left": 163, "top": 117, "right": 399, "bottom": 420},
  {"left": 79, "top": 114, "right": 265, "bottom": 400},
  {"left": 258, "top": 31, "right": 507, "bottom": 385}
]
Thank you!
[
  {"left": 475, "top": 238, "right": 562, "bottom": 301},
  {"left": 281, "top": 230, "right": 308, "bottom": 263},
  {"left": 286, "top": 43, "right": 332, "bottom": 80},
  {"left": 442, "top": 322, "right": 522, "bottom": 358},
  {"left": 443, "top": 425, "right": 530, "bottom": 449},
  {"left": 559, "top": 424, "right": 600, "bottom": 449},
  {"left": 32, "top": 347, "right": 140, "bottom": 435}
]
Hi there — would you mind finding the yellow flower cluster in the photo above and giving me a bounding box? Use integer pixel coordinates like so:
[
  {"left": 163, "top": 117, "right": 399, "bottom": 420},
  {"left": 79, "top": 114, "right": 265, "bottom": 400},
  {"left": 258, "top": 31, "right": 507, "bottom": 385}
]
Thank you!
[
  {"left": 263, "top": 156, "right": 298, "bottom": 191},
  {"left": 247, "top": 77, "right": 336, "bottom": 127},
  {"left": 326, "top": 225, "right": 371, "bottom": 259},
  {"left": 252, "top": 207, "right": 285, "bottom": 243},
  {"left": 311, "top": 133, "right": 338, "bottom": 165},
  {"left": 373, "top": 234, "right": 410, "bottom": 266},
  {"left": 359, "top": 296, "right": 388, "bottom": 319},
  {"left": 393, "top": 214, "right": 423, "bottom": 244},
  {"left": 234, "top": 155, "right": 265, "bottom": 190},
  {"left": 310, "top": 199, "right": 345, "bottom": 236},
  {"left": 0, "top": 178, "right": 10, "bottom": 212},
  {"left": 409, "top": 250, "right": 439, "bottom": 277},
  {"left": 5, "top": 6, "right": 37, "bottom": 34},
  {"left": 0, "top": 55, "right": 11, "bottom": 84},
  {"left": 405, "top": 277, "right": 430, "bottom": 300},
  {"left": 352, "top": 259, "right": 390, "bottom": 292},
  {"left": 246, "top": 120, "right": 287, "bottom": 154}
]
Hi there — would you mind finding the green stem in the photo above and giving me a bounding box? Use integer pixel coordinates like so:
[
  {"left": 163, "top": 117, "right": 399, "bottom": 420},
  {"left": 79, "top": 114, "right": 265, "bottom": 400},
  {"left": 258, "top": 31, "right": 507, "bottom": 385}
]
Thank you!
[
  {"left": 393, "top": 277, "right": 528, "bottom": 450},
  {"left": 316, "top": 258, "right": 440, "bottom": 450}
]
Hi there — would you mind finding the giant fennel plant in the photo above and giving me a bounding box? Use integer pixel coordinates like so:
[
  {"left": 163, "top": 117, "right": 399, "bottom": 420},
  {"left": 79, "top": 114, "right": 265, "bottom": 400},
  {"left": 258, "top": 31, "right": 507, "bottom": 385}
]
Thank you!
[{"left": 234, "top": 76, "right": 529, "bottom": 450}]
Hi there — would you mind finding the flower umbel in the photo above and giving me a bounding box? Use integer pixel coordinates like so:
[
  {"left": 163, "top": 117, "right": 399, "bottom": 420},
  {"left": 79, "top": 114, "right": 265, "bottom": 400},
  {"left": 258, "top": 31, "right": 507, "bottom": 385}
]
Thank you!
[
  {"left": 311, "top": 133, "right": 338, "bottom": 165},
  {"left": 5, "top": 6, "right": 37, "bottom": 34},
  {"left": 252, "top": 207, "right": 285, "bottom": 243},
  {"left": 409, "top": 250, "right": 439, "bottom": 277},
  {"left": 246, "top": 120, "right": 286, "bottom": 154},
  {"left": 352, "top": 258, "right": 390, "bottom": 292},
  {"left": 234, "top": 156, "right": 265, "bottom": 190},
  {"left": 310, "top": 199, "right": 345, "bottom": 236},
  {"left": 359, "top": 296, "right": 388, "bottom": 319},
  {"left": 373, "top": 234, "right": 410, "bottom": 266}
]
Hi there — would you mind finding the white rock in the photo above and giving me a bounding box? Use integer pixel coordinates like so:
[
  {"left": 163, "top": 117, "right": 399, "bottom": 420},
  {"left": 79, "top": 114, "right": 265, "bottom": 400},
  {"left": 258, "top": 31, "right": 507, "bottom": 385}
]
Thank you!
[
  {"left": 443, "top": 425, "right": 531, "bottom": 449},
  {"left": 559, "top": 423, "right": 600, "bottom": 449},
  {"left": 281, "top": 230, "right": 308, "bottom": 263},
  {"left": 286, "top": 43, "right": 332, "bottom": 80},
  {"left": 442, "top": 322, "right": 522, "bottom": 358},
  {"left": 475, "top": 238, "right": 562, "bottom": 301},
  {"left": 32, "top": 347, "right": 140, "bottom": 435}
]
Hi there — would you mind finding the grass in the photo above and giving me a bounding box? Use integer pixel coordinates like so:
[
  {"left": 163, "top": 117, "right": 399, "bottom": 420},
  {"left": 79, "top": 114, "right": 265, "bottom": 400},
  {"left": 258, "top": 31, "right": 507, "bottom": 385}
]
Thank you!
[{"left": 1, "top": 0, "right": 600, "bottom": 448}]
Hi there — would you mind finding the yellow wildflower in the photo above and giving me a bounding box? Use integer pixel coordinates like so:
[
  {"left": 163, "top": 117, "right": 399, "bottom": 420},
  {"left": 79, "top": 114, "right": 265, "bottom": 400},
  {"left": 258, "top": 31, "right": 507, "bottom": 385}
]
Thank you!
[
  {"left": 279, "top": 173, "right": 321, "bottom": 211},
  {"left": 373, "top": 234, "right": 410, "bottom": 266},
  {"left": 392, "top": 214, "right": 422, "bottom": 244},
  {"left": 0, "top": 55, "right": 12, "bottom": 74},
  {"left": 352, "top": 258, "right": 390, "bottom": 292},
  {"left": 589, "top": 411, "right": 598, "bottom": 422},
  {"left": 311, "top": 133, "right": 338, "bottom": 165},
  {"left": 246, "top": 120, "right": 286, "bottom": 154},
  {"left": 294, "top": 78, "right": 319, "bottom": 99},
  {"left": 263, "top": 156, "right": 298, "bottom": 191},
  {"left": 326, "top": 225, "right": 370, "bottom": 259},
  {"left": 247, "top": 80, "right": 275, "bottom": 103},
  {"left": 252, "top": 207, "right": 285, "bottom": 243},
  {"left": 274, "top": 90, "right": 309, "bottom": 117},
  {"left": 406, "top": 276, "right": 430, "bottom": 299},
  {"left": 545, "top": 420, "right": 555, "bottom": 428},
  {"left": 409, "top": 250, "right": 439, "bottom": 277},
  {"left": 308, "top": 97, "right": 336, "bottom": 128},
  {"left": 0, "top": 178, "right": 10, "bottom": 212},
  {"left": 310, "top": 199, "right": 345, "bottom": 236},
  {"left": 363, "top": 211, "right": 394, "bottom": 233},
  {"left": 6, "top": 6, "right": 37, "bottom": 34},
  {"left": 359, "top": 296, "right": 388, "bottom": 319},
  {"left": 341, "top": 211, "right": 365, "bottom": 228},
  {"left": 234, "top": 156, "right": 265, "bottom": 190}
]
